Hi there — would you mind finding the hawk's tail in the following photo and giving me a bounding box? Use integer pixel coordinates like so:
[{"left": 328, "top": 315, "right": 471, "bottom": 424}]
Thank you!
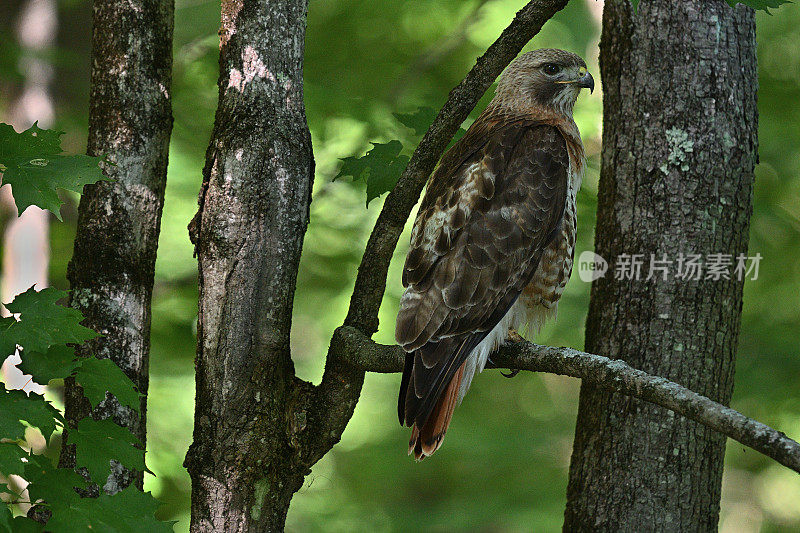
[{"left": 408, "top": 361, "right": 466, "bottom": 460}]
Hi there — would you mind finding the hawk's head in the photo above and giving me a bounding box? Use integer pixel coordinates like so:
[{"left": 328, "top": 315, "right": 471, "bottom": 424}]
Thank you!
[{"left": 495, "top": 48, "right": 594, "bottom": 117}]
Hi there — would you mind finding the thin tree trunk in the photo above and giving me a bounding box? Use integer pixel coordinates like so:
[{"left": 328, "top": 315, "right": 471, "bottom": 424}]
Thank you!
[
  {"left": 564, "top": 1, "right": 757, "bottom": 531},
  {"left": 60, "top": 0, "right": 174, "bottom": 495},
  {"left": 183, "top": 0, "right": 314, "bottom": 529}
]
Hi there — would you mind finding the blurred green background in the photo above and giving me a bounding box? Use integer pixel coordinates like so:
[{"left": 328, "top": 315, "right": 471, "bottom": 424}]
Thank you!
[{"left": 1, "top": 0, "right": 799, "bottom": 531}]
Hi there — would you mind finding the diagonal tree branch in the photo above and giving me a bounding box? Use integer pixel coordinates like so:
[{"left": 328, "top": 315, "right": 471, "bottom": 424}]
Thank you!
[
  {"left": 343, "top": 0, "right": 570, "bottom": 336},
  {"left": 332, "top": 326, "right": 800, "bottom": 475}
]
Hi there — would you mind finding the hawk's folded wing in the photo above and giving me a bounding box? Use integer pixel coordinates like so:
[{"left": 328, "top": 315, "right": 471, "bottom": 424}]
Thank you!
[{"left": 396, "top": 120, "right": 570, "bottom": 429}]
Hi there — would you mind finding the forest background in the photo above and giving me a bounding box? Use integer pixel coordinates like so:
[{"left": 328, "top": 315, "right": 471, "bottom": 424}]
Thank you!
[{"left": 0, "top": 0, "right": 798, "bottom": 531}]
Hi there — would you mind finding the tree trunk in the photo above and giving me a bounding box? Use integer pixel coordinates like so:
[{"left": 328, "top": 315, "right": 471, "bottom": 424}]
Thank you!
[
  {"left": 60, "top": 0, "right": 173, "bottom": 494},
  {"left": 183, "top": 0, "right": 314, "bottom": 530},
  {"left": 564, "top": 1, "right": 757, "bottom": 530}
]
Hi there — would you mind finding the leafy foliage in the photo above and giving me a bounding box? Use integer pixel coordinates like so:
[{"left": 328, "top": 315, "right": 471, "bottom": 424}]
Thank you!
[
  {"left": 23, "top": 454, "right": 88, "bottom": 508},
  {"left": 0, "top": 287, "right": 97, "bottom": 356},
  {"left": 0, "top": 122, "right": 169, "bottom": 531},
  {"left": 0, "top": 506, "right": 41, "bottom": 533},
  {"left": 67, "top": 419, "right": 151, "bottom": 483},
  {"left": 0, "top": 506, "right": 12, "bottom": 533},
  {"left": 0, "top": 383, "right": 62, "bottom": 441},
  {"left": 17, "top": 455, "right": 169, "bottom": 531},
  {"left": 74, "top": 358, "right": 141, "bottom": 411},
  {"left": 45, "top": 486, "right": 174, "bottom": 533},
  {"left": 334, "top": 141, "right": 409, "bottom": 206},
  {"left": 393, "top": 107, "right": 438, "bottom": 137},
  {"left": 0, "top": 123, "right": 109, "bottom": 219},
  {"left": 394, "top": 106, "right": 467, "bottom": 148},
  {"left": 0, "top": 287, "right": 164, "bottom": 530},
  {"left": 0, "top": 444, "right": 27, "bottom": 478},
  {"left": 17, "top": 345, "right": 79, "bottom": 385},
  {"left": 0, "top": 285, "right": 164, "bottom": 530},
  {"left": 726, "top": 0, "right": 791, "bottom": 10},
  {"left": 335, "top": 108, "right": 468, "bottom": 206}
]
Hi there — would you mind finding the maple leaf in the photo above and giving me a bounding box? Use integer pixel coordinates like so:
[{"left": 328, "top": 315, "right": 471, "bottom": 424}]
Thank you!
[
  {"left": 0, "top": 287, "right": 97, "bottom": 356},
  {"left": 75, "top": 358, "right": 141, "bottom": 411},
  {"left": 67, "top": 418, "right": 150, "bottom": 483},
  {"left": 0, "top": 383, "right": 63, "bottom": 441},
  {"left": 0, "top": 122, "right": 109, "bottom": 219},
  {"left": 334, "top": 141, "right": 410, "bottom": 206}
]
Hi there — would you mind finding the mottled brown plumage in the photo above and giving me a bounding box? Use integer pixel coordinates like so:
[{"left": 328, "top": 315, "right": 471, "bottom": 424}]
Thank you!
[{"left": 396, "top": 49, "right": 593, "bottom": 459}]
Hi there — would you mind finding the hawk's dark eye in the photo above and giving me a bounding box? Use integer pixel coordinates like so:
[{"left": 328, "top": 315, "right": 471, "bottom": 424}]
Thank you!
[{"left": 542, "top": 63, "right": 561, "bottom": 76}]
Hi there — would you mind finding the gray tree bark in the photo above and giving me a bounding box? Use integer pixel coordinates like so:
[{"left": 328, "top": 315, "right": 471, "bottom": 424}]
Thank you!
[
  {"left": 564, "top": 1, "right": 757, "bottom": 531},
  {"left": 60, "top": 0, "right": 174, "bottom": 495},
  {"left": 183, "top": 0, "right": 315, "bottom": 529}
]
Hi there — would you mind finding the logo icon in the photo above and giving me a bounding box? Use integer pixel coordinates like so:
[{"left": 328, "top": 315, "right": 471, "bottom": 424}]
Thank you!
[{"left": 578, "top": 251, "right": 608, "bottom": 282}]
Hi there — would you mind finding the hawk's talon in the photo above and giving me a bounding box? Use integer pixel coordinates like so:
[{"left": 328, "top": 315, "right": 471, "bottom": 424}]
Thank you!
[{"left": 502, "top": 329, "right": 524, "bottom": 377}]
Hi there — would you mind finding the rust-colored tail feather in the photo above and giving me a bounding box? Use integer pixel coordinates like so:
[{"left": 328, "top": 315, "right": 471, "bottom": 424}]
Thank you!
[{"left": 408, "top": 362, "right": 466, "bottom": 460}]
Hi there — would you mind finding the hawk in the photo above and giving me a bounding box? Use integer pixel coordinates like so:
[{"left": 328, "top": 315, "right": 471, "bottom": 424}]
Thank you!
[{"left": 395, "top": 49, "right": 593, "bottom": 459}]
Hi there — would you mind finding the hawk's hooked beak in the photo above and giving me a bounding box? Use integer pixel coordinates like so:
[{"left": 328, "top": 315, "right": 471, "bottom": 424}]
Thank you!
[{"left": 577, "top": 68, "right": 595, "bottom": 94}]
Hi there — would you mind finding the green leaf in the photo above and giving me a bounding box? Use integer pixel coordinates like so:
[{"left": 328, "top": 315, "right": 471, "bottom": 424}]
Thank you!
[
  {"left": 46, "top": 486, "right": 174, "bottom": 533},
  {"left": 630, "top": 0, "right": 639, "bottom": 11},
  {"left": 340, "top": 107, "right": 469, "bottom": 206},
  {"left": 0, "top": 502, "right": 39, "bottom": 533},
  {"left": 0, "top": 383, "right": 62, "bottom": 441},
  {"left": 74, "top": 358, "right": 141, "bottom": 411},
  {"left": 0, "top": 122, "right": 109, "bottom": 219},
  {"left": 0, "top": 506, "right": 38, "bottom": 533},
  {"left": 0, "top": 316, "right": 18, "bottom": 360},
  {"left": 394, "top": 106, "right": 467, "bottom": 148},
  {"left": 67, "top": 418, "right": 150, "bottom": 483},
  {"left": 333, "top": 148, "right": 375, "bottom": 185},
  {"left": 21, "top": 458, "right": 172, "bottom": 532},
  {"left": 394, "top": 107, "right": 437, "bottom": 137},
  {"left": 0, "top": 443, "right": 28, "bottom": 477},
  {"left": 17, "top": 345, "right": 79, "bottom": 385},
  {"left": 0, "top": 287, "right": 98, "bottom": 356},
  {"left": 3, "top": 516, "right": 42, "bottom": 533},
  {"left": 1, "top": 458, "right": 46, "bottom": 533},
  {"left": 0, "top": 505, "right": 11, "bottom": 533},
  {"left": 334, "top": 141, "right": 409, "bottom": 206},
  {"left": 23, "top": 454, "right": 87, "bottom": 509}
]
